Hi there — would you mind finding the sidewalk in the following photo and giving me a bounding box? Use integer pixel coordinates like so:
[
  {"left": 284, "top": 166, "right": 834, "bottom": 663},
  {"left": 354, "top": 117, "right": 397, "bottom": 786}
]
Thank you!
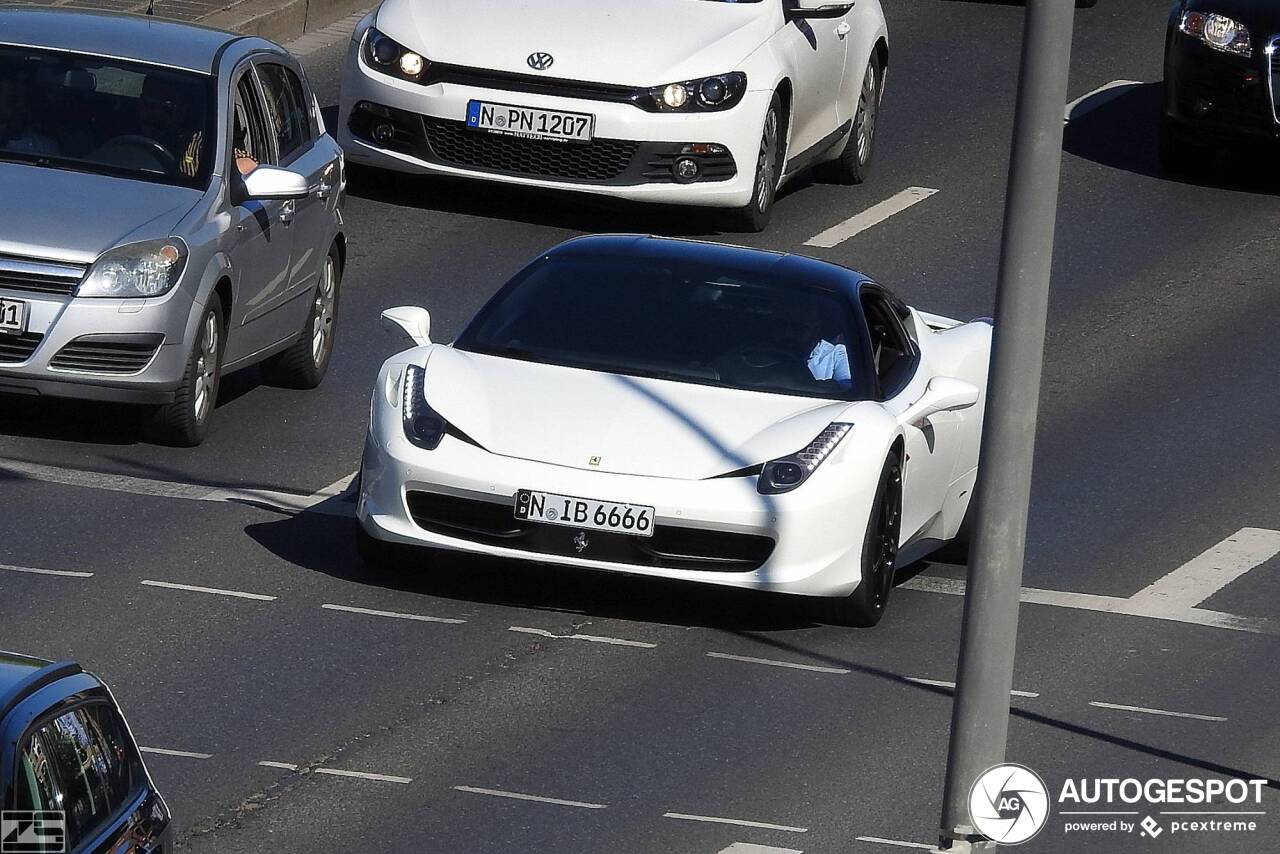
[{"left": 3, "top": 0, "right": 369, "bottom": 44}]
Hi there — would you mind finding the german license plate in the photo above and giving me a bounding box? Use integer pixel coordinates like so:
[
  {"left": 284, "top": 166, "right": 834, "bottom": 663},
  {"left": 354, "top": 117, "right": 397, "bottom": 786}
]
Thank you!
[
  {"left": 514, "top": 489, "right": 654, "bottom": 537},
  {"left": 0, "top": 298, "right": 27, "bottom": 335},
  {"left": 466, "top": 100, "right": 594, "bottom": 143}
]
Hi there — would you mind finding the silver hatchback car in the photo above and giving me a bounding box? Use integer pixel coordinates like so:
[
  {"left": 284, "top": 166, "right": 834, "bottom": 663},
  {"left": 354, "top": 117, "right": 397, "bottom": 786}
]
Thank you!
[{"left": 0, "top": 10, "right": 346, "bottom": 445}]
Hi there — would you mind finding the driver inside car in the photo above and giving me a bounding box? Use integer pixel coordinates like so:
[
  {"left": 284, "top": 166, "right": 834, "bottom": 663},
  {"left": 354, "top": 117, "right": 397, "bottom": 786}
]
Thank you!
[
  {"left": 0, "top": 73, "right": 58, "bottom": 156},
  {"left": 779, "top": 300, "right": 853, "bottom": 389},
  {"left": 138, "top": 74, "right": 203, "bottom": 177}
]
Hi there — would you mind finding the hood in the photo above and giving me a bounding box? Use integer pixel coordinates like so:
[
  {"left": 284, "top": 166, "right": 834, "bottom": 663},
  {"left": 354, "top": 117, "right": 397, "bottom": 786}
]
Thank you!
[
  {"left": 423, "top": 348, "right": 852, "bottom": 481},
  {"left": 0, "top": 162, "right": 201, "bottom": 264},
  {"left": 375, "top": 0, "right": 776, "bottom": 87},
  {"left": 1184, "top": 0, "right": 1279, "bottom": 32}
]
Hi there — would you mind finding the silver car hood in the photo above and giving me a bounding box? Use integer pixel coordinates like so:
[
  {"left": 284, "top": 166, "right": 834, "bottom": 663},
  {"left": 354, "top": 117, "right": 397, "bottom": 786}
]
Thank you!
[{"left": 0, "top": 162, "right": 203, "bottom": 265}]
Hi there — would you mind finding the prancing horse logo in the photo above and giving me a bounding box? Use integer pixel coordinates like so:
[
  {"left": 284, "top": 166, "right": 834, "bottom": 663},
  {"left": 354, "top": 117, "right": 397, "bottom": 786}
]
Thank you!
[
  {"left": 527, "top": 52, "right": 554, "bottom": 71},
  {"left": 573, "top": 531, "right": 589, "bottom": 553}
]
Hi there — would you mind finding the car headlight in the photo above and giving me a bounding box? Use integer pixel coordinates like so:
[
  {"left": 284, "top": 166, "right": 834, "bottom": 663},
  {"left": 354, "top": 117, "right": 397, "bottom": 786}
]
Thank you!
[
  {"left": 636, "top": 72, "right": 748, "bottom": 113},
  {"left": 362, "top": 27, "right": 429, "bottom": 80},
  {"left": 402, "top": 364, "right": 447, "bottom": 450},
  {"left": 758, "top": 423, "right": 852, "bottom": 495},
  {"left": 77, "top": 238, "right": 187, "bottom": 298},
  {"left": 1180, "top": 11, "right": 1252, "bottom": 57}
]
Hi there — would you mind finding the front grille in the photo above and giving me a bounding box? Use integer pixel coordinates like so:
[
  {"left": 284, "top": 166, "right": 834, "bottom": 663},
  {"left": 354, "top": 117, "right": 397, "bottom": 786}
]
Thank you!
[
  {"left": 640, "top": 151, "right": 738, "bottom": 184},
  {"left": 1269, "top": 36, "right": 1280, "bottom": 123},
  {"left": 423, "top": 118, "right": 639, "bottom": 183},
  {"left": 407, "top": 491, "right": 775, "bottom": 572},
  {"left": 0, "top": 332, "right": 44, "bottom": 363},
  {"left": 0, "top": 256, "right": 86, "bottom": 296},
  {"left": 49, "top": 334, "right": 163, "bottom": 374}
]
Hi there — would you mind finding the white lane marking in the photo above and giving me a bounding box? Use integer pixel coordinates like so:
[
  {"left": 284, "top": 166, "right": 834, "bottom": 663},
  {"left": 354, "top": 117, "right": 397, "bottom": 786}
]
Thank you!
[
  {"left": 855, "top": 837, "right": 937, "bottom": 851},
  {"left": 259, "top": 761, "right": 300, "bottom": 771},
  {"left": 141, "top": 580, "right": 277, "bottom": 602},
  {"left": 804, "top": 187, "right": 939, "bottom": 249},
  {"left": 1088, "top": 701, "right": 1227, "bottom": 723},
  {"left": 902, "top": 676, "right": 1039, "bottom": 699},
  {"left": 1065, "top": 80, "right": 1143, "bottom": 123},
  {"left": 706, "top": 652, "right": 850, "bottom": 675},
  {"left": 663, "top": 813, "right": 807, "bottom": 833},
  {"left": 0, "top": 458, "right": 352, "bottom": 517},
  {"left": 314, "top": 768, "right": 412, "bottom": 784},
  {"left": 322, "top": 603, "right": 466, "bottom": 625},
  {"left": 453, "top": 785, "right": 607, "bottom": 809},
  {"left": 509, "top": 626, "right": 657, "bottom": 649},
  {"left": 139, "top": 747, "right": 212, "bottom": 759},
  {"left": 902, "top": 575, "right": 1276, "bottom": 635},
  {"left": 719, "top": 844, "right": 804, "bottom": 854},
  {"left": 285, "top": 12, "right": 370, "bottom": 57},
  {"left": 1128, "top": 529, "right": 1280, "bottom": 614},
  {"left": 1160, "top": 811, "right": 1267, "bottom": 815},
  {"left": 1, "top": 564, "right": 94, "bottom": 578}
]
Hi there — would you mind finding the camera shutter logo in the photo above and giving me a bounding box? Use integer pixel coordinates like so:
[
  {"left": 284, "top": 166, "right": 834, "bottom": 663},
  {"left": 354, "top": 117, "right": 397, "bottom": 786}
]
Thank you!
[
  {"left": 968, "top": 764, "right": 1050, "bottom": 845},
  {"left": 1, "top": 811, "right": 66, "bottom": 854}
]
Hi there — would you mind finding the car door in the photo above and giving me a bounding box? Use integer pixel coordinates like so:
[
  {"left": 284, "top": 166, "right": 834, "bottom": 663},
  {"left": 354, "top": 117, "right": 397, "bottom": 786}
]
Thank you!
[
  {"left": 14, "top": 702, "right": 167, "bottom": 853},
  {"left": 255, "top": 60, "right": 339, "bottom": 318},
  {"left": 776, "top": 1, "right": 851, "bottom": 164},
  {"left": 226, "top": 60, "right": 297, "bottom": 362},
  {"left": 863, "top": 288, "right": 957, "bottom": 543}
]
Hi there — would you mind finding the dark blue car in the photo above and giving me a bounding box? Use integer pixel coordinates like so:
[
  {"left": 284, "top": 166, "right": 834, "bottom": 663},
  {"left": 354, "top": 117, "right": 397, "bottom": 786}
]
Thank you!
[{"left": 0, "top": 653, "right": 171, "bottom": 853}]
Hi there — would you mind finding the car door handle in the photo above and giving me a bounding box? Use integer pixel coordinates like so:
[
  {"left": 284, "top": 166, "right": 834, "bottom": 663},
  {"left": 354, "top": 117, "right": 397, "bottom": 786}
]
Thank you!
[
  {"left": 835, "top": 22, "right": 851, "bottom": 39},
  {"left": 314, "top": 180, "right": 332, "bottom": 200},
  {"left": 280, "top": 200, "right": 295, "bottom": 226}
]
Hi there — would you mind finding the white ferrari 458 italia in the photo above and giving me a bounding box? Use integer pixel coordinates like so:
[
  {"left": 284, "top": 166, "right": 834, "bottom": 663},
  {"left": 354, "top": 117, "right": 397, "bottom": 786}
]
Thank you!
[
  {"left": 337, "top": 0, "right": 889, "bottom": 230},
  {"left": 357, "top": 236, "right": 991, "bottom": 626}
]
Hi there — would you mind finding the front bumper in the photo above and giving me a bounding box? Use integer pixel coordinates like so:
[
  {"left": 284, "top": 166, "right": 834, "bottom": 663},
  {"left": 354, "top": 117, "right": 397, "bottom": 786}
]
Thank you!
[
  {"left": 337, "top": 44, "right": 766, "bottom": 208},
  {"left": 1164, "top": 31, "right": 1280, "bottom": 144},
  {"left": 357, "top": 397, "right": 874, "bottom": 599}
]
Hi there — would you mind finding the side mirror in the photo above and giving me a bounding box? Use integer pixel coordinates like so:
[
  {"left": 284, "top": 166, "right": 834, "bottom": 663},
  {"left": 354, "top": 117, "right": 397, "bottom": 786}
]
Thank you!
[
  {"left": 898, "top": 377, "right": 980, "bottom": 426},
  {"left": 381, "top": 306, "right": 432, "bottom": 347},
  {"left": 789, "top": 0, "right": 854, "bottom": 19},
  {"left": 241, "top": 165, "right": 309, "bottom": 201}
]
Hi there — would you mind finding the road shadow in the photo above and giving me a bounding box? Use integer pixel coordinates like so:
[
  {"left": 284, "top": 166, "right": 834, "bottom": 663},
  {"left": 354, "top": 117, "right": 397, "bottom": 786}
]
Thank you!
[{"left": 1063, "top": 82, "right": 1280, "bottom": 196}]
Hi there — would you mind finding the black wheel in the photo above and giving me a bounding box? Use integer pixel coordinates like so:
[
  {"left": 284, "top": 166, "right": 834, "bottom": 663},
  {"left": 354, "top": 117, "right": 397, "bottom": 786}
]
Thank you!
[
  {"left": 725, "top": 93, "right": 785, "bottom": 233},
  {"left": 818, "top": 454, "right": 902, "bottom": 627},
  {"left": 1159, "top": 116, "right": 1207, "bottom": 176},
  {"left": 263, "top": 245, "right": 341, "bottom": 389},
  {"left": 819, "top": 56, "right": 882, "bottom": 186},
  {"left": 149, "top": 300, "right": 223, "bottom": 446}
]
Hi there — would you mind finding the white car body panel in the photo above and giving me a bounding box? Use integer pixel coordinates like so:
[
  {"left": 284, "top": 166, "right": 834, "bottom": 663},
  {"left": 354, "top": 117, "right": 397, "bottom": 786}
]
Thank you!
[{"left": 337, "top": 0, "right": 888, "bottom": 207}]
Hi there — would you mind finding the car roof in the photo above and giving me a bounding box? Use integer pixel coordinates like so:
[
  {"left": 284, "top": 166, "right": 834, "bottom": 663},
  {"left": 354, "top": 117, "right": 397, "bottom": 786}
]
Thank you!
[
  {"left": 546, "top": 235, "right": 870, "bottom": 297},
  {"left": 0, "top": 8, "right": 242, "bottom": 74},
  {"left": 0, "top": 653, "right": 84, "bottom": 724}
]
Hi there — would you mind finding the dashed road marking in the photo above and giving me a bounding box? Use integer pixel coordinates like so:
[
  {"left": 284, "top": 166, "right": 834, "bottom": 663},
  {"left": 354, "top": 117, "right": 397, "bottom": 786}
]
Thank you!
[
  {"left": 322, "top": 603, "right": 466, "bottom": 625},
  {"left": 454, "top": 785, "right": 607, "bottom": 809},
  {"left": 719, "top": 844, "right": 804, "bottom": 853},
  {"left": 664, "top": 813, "right": 807, "bottom": 833},
  {"left": 139, "top": 747, "right": 212, "bottom": 759},
  {"left": 1088, "top": 701, "right": 1227, "bottom": 723},
  {"left": 509, "top": 626, "right": 657, "bottom": 648},
  {"left": 1065, "top": 79, "right": 1144, "bottom": 123},
  {"left": 706, "top": 652, "right": 850, "bottom": 675},
  {"left": 902, "top": 676, "right": 1039, "bottom": 699},
  {"left": 855, "top": 837, "right": 937, "bottom": 850},
  {"left": 315, "top": 767, "right": 412, "bottom": 784},
  {"left": 141, "top": 580, "right": 277, "bottom": 602},
  {"left": 804, "top": 187, "right": 939, "bottom": 249},
  {"left": 259, "top": 761, "right": 300, "bottom": 771},
  {"left": 1128, "top": 528, "right": 1280, "bottom": 615},
  {"left": 1, "top": 563, "right": 94, "bottom": 578}
]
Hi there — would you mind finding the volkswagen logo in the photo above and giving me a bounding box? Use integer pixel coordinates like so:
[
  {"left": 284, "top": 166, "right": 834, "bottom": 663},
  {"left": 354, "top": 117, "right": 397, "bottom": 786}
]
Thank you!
[{"left": 527, "top": 52, "right": 554, "bottom": 71}]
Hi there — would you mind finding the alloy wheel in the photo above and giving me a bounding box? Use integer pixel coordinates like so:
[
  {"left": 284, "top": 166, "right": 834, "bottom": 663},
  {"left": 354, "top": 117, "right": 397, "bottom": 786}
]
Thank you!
[
  {"left": 756, "top": 107, "right": 780, "bottom": 214},
  {"left": 856, "top": 62, "right": 879, "bottom": 166},
  {"left": 870, "top": 464, "right": 901, "bottom": 608},
  {"left": 312, "top": 256, "right": 337, "bottom": 366},
  {"left": 192, "top": 311, "right": 219, "bottom": 424}
]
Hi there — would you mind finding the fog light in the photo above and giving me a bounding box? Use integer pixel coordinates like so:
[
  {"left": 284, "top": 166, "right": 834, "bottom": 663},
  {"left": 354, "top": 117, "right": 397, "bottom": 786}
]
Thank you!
[
  {"left": 373, "top": 122, "right": 395, "bottom": 144},
  {"left": 673, "top": 157, "right": 700, "bottom": 182}
]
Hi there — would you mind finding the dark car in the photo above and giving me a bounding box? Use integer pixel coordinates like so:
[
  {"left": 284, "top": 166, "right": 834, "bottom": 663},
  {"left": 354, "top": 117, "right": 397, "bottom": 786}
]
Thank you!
[
  {"left": 1161, "top": 0, "right": 1279, "bottom": 171},
  {"left": 0, "top": 654, "right": 171, "bottom": 853}
]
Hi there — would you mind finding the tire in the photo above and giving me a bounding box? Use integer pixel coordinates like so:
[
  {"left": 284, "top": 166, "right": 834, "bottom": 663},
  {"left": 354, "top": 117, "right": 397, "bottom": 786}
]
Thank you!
[
  {"left": 819, "top": 56, "right": 882, "bottom": 186},
  {"left": 1159, "top": 116, "right": 1206, "bottom": 176},
  {"left": 263, "top": 245, "right": 341, "bottom": 389},
  {"left": 818, "top": 454, "right": 903, "bottom": 627},
  {"left": 149, "top": 300, "right": 223, "bottom": 447},
  {"left": 725, "top": 93, "right": 786, "bottom": 233}
]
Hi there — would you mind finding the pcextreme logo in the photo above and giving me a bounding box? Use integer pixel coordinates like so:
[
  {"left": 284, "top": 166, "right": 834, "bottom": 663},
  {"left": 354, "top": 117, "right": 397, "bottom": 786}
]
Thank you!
[{"left": 969, "top": 764, "right": 1051, "bottom": 845}]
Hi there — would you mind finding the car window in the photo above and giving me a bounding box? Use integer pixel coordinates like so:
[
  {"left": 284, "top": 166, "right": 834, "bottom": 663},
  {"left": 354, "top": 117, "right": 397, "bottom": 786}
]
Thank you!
[
  {"left": 861, "top": 290, "right": 916, "bottom": 397},
  {"left": 17, "top": 704, "right": 139, "bottom": 848},
  {"left": 256, "top": 63, "right": 311, "bottom": 164},
  {"left": 235, "top": 71, "right": 275, "bottom": 169}
]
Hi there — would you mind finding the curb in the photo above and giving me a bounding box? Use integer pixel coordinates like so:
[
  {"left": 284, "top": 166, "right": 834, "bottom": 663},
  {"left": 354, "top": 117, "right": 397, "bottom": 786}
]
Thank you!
[{"left": 202, "top": 0, "right": 370, "bottom": 46}]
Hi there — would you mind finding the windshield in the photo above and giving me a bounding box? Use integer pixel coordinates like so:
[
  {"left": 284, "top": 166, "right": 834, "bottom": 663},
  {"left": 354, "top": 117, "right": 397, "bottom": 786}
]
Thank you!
[
  {"left": 456, "top": 253, "right": 869, "bottom": 401},
  {"left": 0, "top": 45, "right": 214, "bottom": 189}
]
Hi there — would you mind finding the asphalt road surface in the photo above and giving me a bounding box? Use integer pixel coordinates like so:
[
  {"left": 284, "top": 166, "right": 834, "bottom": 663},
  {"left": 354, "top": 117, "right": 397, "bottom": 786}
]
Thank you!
[{"left": 3, "top": 2, "right": 1280, "bottom": 852}]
